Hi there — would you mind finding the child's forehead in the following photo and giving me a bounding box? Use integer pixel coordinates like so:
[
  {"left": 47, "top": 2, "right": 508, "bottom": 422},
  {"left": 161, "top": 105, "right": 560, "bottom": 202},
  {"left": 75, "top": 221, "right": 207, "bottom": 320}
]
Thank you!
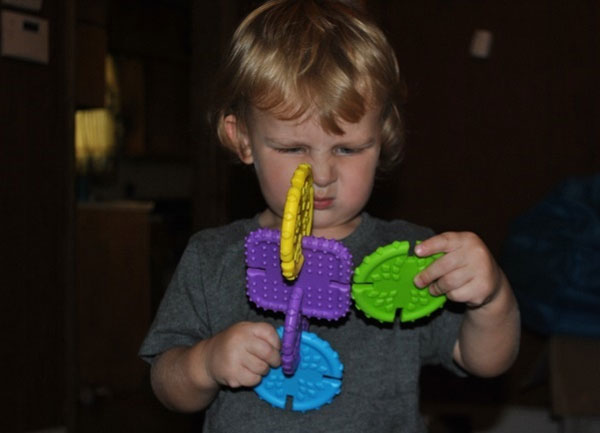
[
  {"left": 247, "top": 88, "right": 379, "bottom": 128},
  {"left": 248, "top": 104, "right": 381, "bottom": 138},
  {"left": 247, "top": 106, "right": 318, "bottom": 132},
  {"left": 250, "top": 104, "right": 315, "bottom": 124}
]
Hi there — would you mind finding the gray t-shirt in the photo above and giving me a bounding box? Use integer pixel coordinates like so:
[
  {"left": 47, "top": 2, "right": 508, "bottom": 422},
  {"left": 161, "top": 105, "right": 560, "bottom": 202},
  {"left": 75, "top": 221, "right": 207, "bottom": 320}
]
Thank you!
[{"left": 140, "top": 213, "right": 465, "bottom": 433}]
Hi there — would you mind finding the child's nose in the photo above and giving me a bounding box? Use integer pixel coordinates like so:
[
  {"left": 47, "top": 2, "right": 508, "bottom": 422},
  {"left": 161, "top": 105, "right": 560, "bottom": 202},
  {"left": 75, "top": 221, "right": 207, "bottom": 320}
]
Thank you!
[{"left": 311, "top": 157, "right": 336, "bottom": 187}]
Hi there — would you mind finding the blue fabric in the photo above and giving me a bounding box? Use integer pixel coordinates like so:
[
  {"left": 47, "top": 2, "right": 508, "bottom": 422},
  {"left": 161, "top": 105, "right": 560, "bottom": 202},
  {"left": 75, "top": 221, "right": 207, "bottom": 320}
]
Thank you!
[{"left": 502, "top": 173, "right": 600, "bottom": 336}]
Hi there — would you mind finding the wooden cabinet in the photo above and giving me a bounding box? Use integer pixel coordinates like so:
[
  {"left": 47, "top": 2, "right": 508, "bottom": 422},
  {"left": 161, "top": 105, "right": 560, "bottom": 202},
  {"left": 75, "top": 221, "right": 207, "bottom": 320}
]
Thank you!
[
  {"left": 75, "top": 201, "right": 195, "bottom": 432},
  {"left": 550, "top": 336, "right": 600, "bottom": 417},
  {"left": 76, "top": 201, "right": 153, "bottom": 396}
]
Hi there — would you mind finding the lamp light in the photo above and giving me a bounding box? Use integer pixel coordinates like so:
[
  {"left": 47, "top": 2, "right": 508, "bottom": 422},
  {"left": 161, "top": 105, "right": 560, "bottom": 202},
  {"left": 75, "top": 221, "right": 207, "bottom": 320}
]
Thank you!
[{"left": 75, "top": 108, "right": 116, "bottom": 174}]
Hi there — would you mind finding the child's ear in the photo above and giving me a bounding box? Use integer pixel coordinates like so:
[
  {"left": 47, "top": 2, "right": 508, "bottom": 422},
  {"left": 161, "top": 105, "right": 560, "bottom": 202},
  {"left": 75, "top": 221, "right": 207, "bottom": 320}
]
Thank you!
[{"left": 224, "top": 114, "right": 253, "bottom": 164}]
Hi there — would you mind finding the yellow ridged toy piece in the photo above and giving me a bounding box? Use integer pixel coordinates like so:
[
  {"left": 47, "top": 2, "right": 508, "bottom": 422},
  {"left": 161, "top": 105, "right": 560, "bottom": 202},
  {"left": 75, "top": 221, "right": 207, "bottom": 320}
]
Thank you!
[{"left": 280, "top": 163, "right": 314, "bottom": 280}]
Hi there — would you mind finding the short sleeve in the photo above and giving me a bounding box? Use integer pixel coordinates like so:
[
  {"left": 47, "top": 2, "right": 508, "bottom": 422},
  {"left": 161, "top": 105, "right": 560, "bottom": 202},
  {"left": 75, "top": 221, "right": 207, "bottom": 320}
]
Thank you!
[
  {"left": 419, "top": 302, "right": 467, "bottom": 376},
  {"left": 138, "top": 240, "right": 210, "bottom": 364}
]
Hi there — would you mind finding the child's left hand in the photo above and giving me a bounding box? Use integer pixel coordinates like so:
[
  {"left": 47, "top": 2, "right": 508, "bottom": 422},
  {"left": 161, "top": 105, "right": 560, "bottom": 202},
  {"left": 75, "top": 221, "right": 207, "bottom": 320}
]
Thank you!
[
  {"left": 413, "top": 231, "right": 520, "bottom": 377},
  {"left": 413, "top": 232, "right": 504, "bottom": 308}
]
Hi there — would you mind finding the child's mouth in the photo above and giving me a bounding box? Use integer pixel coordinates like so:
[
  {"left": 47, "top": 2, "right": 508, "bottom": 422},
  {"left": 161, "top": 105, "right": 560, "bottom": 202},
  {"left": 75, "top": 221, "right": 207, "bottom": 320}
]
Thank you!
[{"left": 313, "top": 197, "right": 333, "bottom": 210}]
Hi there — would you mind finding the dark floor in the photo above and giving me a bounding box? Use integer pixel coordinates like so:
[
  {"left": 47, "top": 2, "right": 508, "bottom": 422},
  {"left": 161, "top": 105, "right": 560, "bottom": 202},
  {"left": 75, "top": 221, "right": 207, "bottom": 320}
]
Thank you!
[{"left": 76, "top": 379, "right": 199, "bottom": 433}]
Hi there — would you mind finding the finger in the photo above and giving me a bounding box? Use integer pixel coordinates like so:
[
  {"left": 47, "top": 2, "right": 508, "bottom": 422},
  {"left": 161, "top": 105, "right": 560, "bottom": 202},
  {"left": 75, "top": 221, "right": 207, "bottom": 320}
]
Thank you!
[
  {"left": 242, "top": 353, "right": 273, "bottom": 377},
  {"left": 266, "top": 349, "right": 281, "bottom": 368},
  {"left": 251, "top": 322, "right": 281, "bottom": 351},
  {"left": 443, "top": 281, "right": 490, "bottom": 307},
  {"left": 428, "top": 268, "right": 473, "bottom": 297},
  {"left": 247, "top": 334, "right": 281, "bottom": 368},
  {"left": 233, "top": 365, "right": 264, "bottom": 388},
  {"left": 414, "top": 232, "right": 459, "bottom": 257},
  {"left": 414, "top": 250, "right": 465, "bottom": 289}
]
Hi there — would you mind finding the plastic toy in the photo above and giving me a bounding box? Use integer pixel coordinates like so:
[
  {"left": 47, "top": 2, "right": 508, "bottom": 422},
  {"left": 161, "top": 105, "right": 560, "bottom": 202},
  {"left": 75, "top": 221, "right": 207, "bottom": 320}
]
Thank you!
[
  {"left": 245, "top": 228, "right": 353, "bottom": 374},
  {"left": 244, "top": 163, "right": 446, "bottom": 412},
  {"left": 254, "top": 327, "right": 343, "bottom": 412},
  {"left": 352, "top": 241, "right": 446, "bottom": 322},
  {"left": 244, "top": 164, "right": 351, "bottom": 411},
  {"left": 280, "top": 163, "right": 313, "bottom": 280}
]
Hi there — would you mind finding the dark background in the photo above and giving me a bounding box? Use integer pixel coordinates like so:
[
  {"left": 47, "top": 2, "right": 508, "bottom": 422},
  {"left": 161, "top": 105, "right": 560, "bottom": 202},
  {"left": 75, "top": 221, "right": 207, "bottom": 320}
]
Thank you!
[{"left": 1, "top": 0, "right": 598, "bottom": 431}]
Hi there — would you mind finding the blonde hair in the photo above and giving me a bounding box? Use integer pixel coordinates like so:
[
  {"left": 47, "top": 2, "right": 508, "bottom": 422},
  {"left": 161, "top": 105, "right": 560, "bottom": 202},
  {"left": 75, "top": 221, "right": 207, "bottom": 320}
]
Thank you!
[{"left": 212, "top": 0, "right": 406, "bottom": 171}]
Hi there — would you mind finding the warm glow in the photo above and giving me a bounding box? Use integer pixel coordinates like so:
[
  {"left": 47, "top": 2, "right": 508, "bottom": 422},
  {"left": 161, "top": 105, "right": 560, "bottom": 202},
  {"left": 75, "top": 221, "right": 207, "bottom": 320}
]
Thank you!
[{"left": 75, "top": 108, "right": 116, "bottom": 173}]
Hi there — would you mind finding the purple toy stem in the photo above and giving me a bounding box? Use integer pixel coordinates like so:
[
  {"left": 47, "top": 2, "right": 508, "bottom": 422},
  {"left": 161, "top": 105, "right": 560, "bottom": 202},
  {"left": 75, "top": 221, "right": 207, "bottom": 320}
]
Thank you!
[
  {"left": 245, "top": 228, "right": 353, "bottom": 375},
  {"left": 281, "top": 285, "right": 303, "bottom": 375}
]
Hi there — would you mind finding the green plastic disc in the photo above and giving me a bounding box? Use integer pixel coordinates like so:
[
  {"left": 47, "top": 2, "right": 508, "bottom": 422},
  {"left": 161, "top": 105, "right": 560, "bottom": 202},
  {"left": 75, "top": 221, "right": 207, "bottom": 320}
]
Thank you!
[{"left": 352, "top": 241, "right": 446, "bottom": 322}]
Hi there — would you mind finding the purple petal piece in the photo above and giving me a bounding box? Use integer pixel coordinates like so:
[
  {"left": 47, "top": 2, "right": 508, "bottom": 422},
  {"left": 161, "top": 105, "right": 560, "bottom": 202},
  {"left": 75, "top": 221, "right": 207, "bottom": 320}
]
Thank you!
[{"left": 244, "top": 228, "right": 353, "bottom": 320}]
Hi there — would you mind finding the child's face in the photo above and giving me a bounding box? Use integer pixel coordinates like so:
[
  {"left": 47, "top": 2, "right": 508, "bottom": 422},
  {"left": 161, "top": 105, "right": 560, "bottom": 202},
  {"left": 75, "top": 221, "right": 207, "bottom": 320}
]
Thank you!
[{"left": 228, "top": 105, "right": 381, "bottom": 239}]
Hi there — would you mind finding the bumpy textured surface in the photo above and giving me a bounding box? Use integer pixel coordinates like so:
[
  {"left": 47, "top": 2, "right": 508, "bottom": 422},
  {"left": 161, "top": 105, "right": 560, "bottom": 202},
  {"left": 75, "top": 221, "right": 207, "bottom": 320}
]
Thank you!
[
  {"left": 352, "top": 241, "right": 446, "bottom": 322},
  {"left": 245, "top": 228, "right": 353, "bottom": 374},
  {"left": 255, "top": 327, "right": 343, "bottom": 412},
  {"left": 280, "top": 163, "right": 314, "bottom": 280},
  {"left": 245, "top": 228, "right": 353, "bottom": 320}
]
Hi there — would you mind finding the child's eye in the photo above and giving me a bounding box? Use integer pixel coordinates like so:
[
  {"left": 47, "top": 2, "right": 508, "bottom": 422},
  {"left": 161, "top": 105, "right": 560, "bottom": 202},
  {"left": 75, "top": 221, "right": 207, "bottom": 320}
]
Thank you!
[
  {"left": 335, "top": 146, "right": 361, "bottom": 155},
  {"left": 276, "top": 147, "right": 304, "bottom": 154}
]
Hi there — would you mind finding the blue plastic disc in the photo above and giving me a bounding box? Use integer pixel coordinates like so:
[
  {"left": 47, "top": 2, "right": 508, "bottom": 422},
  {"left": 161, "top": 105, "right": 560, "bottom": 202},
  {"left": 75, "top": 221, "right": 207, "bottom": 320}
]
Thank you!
[{"left": 254, "top": 327, "right": 343, "bottom": 412}]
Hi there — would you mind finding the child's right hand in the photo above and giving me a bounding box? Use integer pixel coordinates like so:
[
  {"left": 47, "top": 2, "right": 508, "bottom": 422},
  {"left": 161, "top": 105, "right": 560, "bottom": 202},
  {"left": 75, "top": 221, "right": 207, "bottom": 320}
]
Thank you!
[{"left": 202, "top": 321, "right": 281, "bottom": 389}]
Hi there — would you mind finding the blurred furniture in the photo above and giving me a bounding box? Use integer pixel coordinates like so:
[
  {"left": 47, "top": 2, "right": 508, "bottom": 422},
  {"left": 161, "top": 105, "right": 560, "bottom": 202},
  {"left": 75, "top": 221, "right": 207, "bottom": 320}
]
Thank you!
[
  {"left": 76, "top": 201, "right": 153, "bottom": 397},
  {"left": 75, "top": 200, "right": 195, "bottom": 433},
  {"left": 550, "top": 336, "right": 600, "bottom": 418}
]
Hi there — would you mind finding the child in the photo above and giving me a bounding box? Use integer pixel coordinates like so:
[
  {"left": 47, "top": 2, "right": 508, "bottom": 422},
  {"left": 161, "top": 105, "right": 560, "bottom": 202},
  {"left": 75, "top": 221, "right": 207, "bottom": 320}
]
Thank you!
[{"left": 139, "top": 1, "right": 520, "bottom": 431}]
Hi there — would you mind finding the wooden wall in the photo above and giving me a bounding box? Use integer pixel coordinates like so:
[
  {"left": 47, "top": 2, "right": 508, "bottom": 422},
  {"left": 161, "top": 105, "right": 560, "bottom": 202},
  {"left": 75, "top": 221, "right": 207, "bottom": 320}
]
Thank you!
[
  {"left": 0, "top": 1, "right": 75, "bottom": 431},
  {"left": 368, "top": 0, "right": 600, "bottom": 254}
]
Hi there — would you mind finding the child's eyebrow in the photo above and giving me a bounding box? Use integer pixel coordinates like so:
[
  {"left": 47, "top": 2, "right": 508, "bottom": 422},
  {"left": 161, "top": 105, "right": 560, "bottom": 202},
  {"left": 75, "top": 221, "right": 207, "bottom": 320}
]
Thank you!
[
  {"left": 265, "top": 137, "right": 308, "bottom": 147},
  {"left": 333, "top": 138, "right": 378, "bottom": 150},
  {"left": 350, "top": 138, "right": 377, "bottom": 148},
  {"left": 265, "top": 137, "right": 378, "bottom": 148}
]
